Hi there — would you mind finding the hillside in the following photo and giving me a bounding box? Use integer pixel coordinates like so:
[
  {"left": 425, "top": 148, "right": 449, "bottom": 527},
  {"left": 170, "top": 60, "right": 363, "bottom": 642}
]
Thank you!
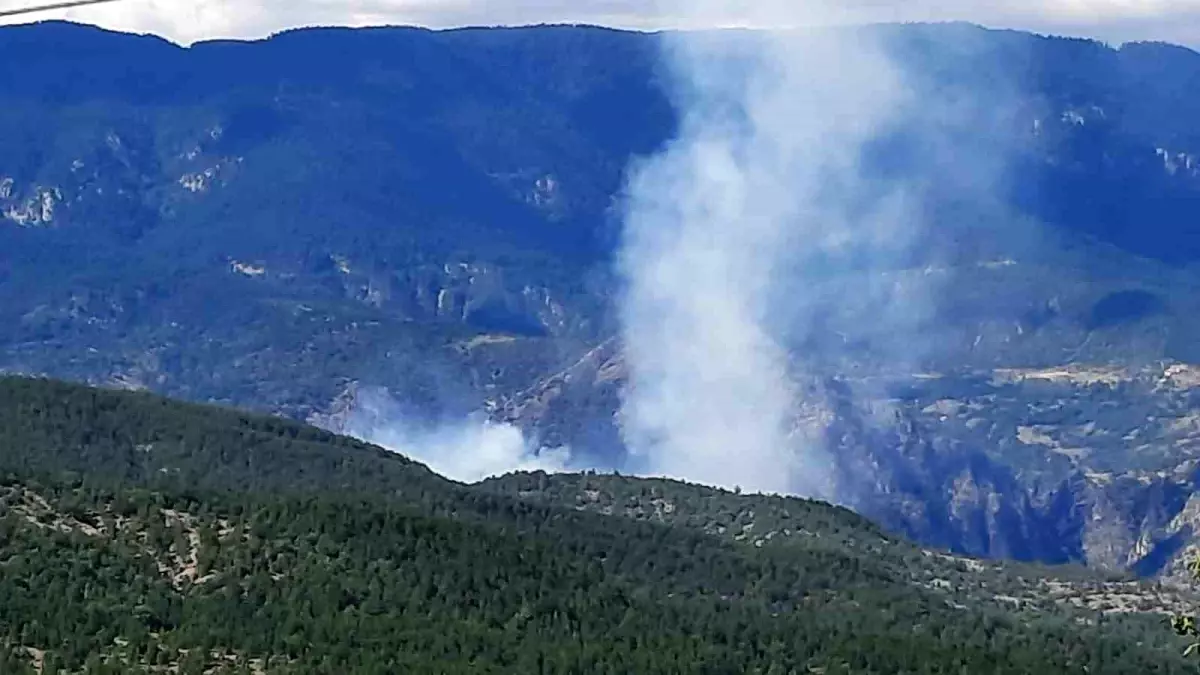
[
  {"left": 0, "top": 376, "right": 1199, "bottom": 673},
  {"left": 8, "top": 20, "right": 1200, "bottom": 577},
  {"left": 7, "top": 21, "right": 1200, "bottom": 414}
]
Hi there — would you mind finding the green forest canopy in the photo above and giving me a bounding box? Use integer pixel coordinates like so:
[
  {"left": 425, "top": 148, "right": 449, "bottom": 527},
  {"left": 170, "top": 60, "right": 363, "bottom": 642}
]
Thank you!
[{"left": 0, "top": 375, "right": 1194, "bottom": 674}]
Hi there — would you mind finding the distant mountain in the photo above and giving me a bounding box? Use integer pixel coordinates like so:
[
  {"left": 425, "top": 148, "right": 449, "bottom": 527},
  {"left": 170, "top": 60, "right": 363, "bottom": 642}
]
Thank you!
[
  {"left": 0, "top": 375, "right": 1195, "bottom": 672},
  {"left": 0, "top": 21, "right": 664, "bottom": 416},
  {"left": 8, "top": 21, "right": 1200, "bottom": 577}
]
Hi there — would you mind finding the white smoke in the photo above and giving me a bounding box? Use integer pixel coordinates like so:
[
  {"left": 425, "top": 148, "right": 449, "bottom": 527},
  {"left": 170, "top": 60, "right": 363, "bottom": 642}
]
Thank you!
[
  {"left": 617, "top": 6, "right": 955, "bottom": 499},
  {"left": 325, "top": 10, "right": 1014, "bottom": 495},
  {"left": 341, "top": 387, "right": 571, "bottom": 483}
]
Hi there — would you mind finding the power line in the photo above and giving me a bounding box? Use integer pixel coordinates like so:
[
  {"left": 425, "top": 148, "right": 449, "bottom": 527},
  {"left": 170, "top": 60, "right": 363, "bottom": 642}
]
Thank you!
[{"left": 0, "top": 0, "right": 122, "bottom": 19}]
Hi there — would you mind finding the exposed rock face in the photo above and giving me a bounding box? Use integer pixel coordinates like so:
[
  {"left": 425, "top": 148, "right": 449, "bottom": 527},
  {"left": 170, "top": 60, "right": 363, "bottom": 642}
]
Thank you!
[
  {"left": 486, "top": 352, "right": 1200, "bottom": 577},
  {"left": 1, "top": 180, "right": 61, "bottom": 226}
]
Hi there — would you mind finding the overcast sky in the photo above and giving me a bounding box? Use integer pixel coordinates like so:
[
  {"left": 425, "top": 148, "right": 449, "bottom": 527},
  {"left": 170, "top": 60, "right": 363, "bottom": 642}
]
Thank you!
[{"left": 2, "top": 0, "right": 1200, "bottom": 48}]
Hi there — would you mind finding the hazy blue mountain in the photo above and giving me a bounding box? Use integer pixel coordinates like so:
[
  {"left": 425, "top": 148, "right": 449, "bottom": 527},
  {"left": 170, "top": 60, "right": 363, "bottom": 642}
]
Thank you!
[{"left": 8, "top": 20, "right": 1200, "bottom": 575}]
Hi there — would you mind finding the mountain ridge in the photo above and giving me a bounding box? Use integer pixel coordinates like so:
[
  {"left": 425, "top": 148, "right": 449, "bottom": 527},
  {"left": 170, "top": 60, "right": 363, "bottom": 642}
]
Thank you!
[
  {"left": 0, "top": 374, "right": 1196, "bottom": 672},
  {"left": 7, "top": 20, "right": 1200, "bottom": 578}
]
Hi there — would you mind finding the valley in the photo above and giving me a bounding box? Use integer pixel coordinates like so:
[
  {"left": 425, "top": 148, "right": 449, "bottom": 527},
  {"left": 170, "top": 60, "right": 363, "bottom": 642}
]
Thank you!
[{"left": 6, "top": 19, "right": 1200, "bottom": 582}]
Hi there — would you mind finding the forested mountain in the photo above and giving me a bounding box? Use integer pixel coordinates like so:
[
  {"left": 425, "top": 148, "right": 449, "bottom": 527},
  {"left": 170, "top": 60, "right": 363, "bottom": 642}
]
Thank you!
[
  {"left": 9, "top": 20, "right": 1200, "bottom": 576},
  {"left": 8, "top": 20, "right": 1200, "bottom": 414},
  {"left": 0, "top": 376, "right": 1198, "bottom": 673}
]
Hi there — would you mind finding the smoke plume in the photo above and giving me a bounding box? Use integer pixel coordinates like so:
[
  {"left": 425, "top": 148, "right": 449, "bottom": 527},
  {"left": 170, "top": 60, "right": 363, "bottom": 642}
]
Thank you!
[
  {"left": 341, "top": 13, "right": 1019, "bottom": 494},
  {"left": 342, "top": 386, "right": 572, "bottom": 483},
  {"left": 616, "top": 8, "right": 1006, "bottom": 498}
]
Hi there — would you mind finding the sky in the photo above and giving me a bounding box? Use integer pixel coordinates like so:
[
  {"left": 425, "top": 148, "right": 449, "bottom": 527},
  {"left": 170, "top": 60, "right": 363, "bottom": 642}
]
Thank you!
[{"left": 1, "top": 0, "right": 1199, "bottom": 48}]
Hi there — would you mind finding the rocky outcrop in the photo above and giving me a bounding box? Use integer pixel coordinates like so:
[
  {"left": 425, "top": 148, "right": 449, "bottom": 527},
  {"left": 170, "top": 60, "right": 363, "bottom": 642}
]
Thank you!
[
  {"left": 490, "top": 349, "right": 1200, "bottom": 577},
  {"left": 1, "top": 179, "right": 61, "bottom": 226}
]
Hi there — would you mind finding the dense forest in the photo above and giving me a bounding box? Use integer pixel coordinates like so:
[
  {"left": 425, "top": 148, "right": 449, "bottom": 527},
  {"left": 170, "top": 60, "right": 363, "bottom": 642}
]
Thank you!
[{"left": 0, "top": 376, "right": 1196, "bottom": 673}]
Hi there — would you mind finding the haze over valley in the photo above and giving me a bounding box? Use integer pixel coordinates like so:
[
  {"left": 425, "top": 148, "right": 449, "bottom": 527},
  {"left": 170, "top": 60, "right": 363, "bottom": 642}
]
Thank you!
[{"left": 7, "top": 13, "right": 1200, "bottom": 583}]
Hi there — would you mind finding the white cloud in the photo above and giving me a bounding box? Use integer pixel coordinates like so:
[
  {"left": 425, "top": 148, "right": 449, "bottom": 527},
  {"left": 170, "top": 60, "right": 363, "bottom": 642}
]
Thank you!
[{"left": 1, "top": 0, "right": 1199, "bottom": 46}]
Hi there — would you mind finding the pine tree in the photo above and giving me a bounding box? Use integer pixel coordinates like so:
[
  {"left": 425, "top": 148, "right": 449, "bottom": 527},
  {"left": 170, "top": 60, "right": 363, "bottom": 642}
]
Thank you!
[{"left": 1171, "top": 556, "right": 1200, "bottom": 656}]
